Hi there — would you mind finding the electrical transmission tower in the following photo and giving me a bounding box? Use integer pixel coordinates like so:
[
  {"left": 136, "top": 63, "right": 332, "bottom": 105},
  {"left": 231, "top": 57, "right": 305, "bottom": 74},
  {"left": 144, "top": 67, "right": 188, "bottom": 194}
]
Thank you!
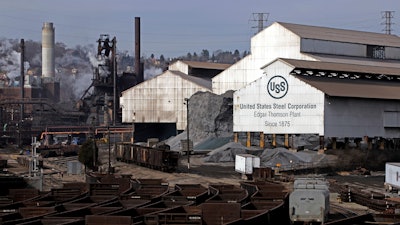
[
  {"left": 250, "top": 13, "right": 269, "bottom": 34},
  {"left": 381, "top": 11, "right": 395, "bottom": 34}
]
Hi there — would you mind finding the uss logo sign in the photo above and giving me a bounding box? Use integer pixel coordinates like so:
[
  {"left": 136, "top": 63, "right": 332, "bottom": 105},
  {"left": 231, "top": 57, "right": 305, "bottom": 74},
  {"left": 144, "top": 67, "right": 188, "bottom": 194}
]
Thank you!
[{"left": 267, "top": 75, "right": 288, "bottom": 99}]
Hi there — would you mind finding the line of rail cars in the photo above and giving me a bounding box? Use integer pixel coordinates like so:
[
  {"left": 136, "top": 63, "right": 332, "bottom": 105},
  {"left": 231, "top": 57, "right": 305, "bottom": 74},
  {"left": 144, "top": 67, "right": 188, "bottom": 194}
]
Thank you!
[
  {"left": 37, "top": 144, "right": 80, "bottom": 157},
  {"left": 115, "top": 142, "right": 180, "bottom": 172},
  {"left": 289, "top": 178, "right": 330, "bottom": 224}
]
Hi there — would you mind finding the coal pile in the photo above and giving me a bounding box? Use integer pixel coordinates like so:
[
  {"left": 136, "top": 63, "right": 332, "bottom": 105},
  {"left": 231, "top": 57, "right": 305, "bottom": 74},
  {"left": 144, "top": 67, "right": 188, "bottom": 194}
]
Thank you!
[
  {"left": 188, "top": 90, "right": 234, "bottom": 144},
  {"left": 166, "top": 91, "right": 234, "bottom": 152}
]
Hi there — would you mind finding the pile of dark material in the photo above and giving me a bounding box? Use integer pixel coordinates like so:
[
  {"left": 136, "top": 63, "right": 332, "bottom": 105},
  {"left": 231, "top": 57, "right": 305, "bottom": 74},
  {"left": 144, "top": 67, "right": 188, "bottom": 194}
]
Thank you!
[
  {"left": 166, "top": 91, "right": 234, "bottom": 151},
  {"left": 166, "top": 91, "right": 338, "bottom": 171},
  {"left": 188, "top": 90, "right": 234, "bottom": 144}
]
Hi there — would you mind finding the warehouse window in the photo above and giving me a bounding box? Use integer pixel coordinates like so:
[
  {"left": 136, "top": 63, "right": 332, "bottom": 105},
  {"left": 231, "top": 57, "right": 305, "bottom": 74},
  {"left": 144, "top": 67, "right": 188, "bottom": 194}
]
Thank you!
[
  {"left": 367, "top": 45, "right": 385, "bottom": 59},
  {"left": 383, "top": 111, "right": 400, "bottom": 127}
]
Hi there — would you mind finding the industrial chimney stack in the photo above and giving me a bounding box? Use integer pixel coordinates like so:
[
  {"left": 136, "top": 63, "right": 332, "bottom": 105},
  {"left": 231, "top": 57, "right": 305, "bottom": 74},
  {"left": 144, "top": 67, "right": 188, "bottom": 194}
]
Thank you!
[
  {"left": 135, "top": 17, "right": 144, "bottom": 83},
  {"left": 42, "top": 22, "right": 55, "bottom": 82},
  {"left": 41, "top": 22, "right": 60, "bottom": 102}
]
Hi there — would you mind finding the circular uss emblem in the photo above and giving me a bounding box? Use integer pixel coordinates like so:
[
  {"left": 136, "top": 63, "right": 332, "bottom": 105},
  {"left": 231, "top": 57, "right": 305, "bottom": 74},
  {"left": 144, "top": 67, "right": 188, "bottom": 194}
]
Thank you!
[{"left": 267, "top": 75, "right": 288, "bottom": 99}]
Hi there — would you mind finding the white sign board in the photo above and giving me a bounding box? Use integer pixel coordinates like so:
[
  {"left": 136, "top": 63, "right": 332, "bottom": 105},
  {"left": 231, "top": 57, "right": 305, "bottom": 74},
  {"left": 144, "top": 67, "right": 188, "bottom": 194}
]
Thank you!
[{"left": 233, "top": 72, "right": 324, "bottom": 134}]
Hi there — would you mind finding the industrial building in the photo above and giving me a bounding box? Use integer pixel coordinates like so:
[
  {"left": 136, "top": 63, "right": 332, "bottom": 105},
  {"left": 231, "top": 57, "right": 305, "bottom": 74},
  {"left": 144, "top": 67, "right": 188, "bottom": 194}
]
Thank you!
[
  {"left": 119, "top": 22, "right": 400, "bottom": 147},
  {"left": 234, "top": 58, "right": 400, "bottom": 147},
  {"left": 0, "top": 22, "right": 66, "bottom": 145},
  {"left": 228, "top": 22, "right": 400, "bottom": 148},
  {"left": 0, "top": 20, "right": 142, "bottom": 145},
  {"left": 120, "top": 60, "right": 230, "bottom": 141},
  {"left": 212, "top": 22, "right": 400, "bottom": 95}
]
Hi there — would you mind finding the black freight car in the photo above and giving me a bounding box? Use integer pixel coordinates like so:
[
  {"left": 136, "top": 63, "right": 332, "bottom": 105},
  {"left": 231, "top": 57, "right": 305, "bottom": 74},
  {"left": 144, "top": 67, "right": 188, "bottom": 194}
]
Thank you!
[{"left": 116, "top": 143, "right": 179, "bottom": 172}]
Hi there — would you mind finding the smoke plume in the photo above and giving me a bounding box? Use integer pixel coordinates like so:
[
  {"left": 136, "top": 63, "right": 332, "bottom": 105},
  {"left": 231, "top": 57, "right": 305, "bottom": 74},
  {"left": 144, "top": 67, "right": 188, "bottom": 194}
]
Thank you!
[{"left": 0, "top": 38, "right": 29, "bottom": 86}]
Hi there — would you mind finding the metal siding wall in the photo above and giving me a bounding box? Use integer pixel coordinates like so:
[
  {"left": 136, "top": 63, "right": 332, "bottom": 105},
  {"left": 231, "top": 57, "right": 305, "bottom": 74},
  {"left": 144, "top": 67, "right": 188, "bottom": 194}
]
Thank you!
[
  {"left": 385, "top": 47, "right": 400, "bottom": 60},
  {"left": 212, "top": 23, "right": 315, "bottom": 95},
  {"left": 301, "top": 39, "right": 366, "bottom": 57},
  {"left": 120, "top": 72, "right": 211, "bottom": 130},
  {"left": 168, "top": 61, "right": 189, "bottom": 74},
  {"left": 383, "top": 111, "right": 400, "bottom": 127},
  {"left": 324, "top": 97, "right": 400, "bottom": 138}
]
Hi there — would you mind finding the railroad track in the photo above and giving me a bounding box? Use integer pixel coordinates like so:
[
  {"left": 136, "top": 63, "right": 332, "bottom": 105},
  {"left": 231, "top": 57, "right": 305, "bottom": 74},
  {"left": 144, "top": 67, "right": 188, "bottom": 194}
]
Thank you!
[
  {"left": 43, "top": 156, "right": 78, "bottom": 171},
  {"left": 42, "top": 156, "right": 80, "bottom": 191},
  {"left": 328, "top": 204, "right": 379, "bottom": 225},
  {"left": 325, "top": 213, "right": 375, "bottom": 225},
  {"left": 326, "top": 175, "right": 400, "bottom": 224},
  {"left": 42, "top": 173, "right": 63, "bottom": 190},
  {"left": 329, "top": 203, "right": 359, "bottom": 219}
]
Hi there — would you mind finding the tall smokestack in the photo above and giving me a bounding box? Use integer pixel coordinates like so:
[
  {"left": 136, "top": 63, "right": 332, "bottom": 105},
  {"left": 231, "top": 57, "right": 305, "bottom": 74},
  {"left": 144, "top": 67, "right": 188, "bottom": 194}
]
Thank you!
[
  {"left": 20, "top": 39, "right": 25, "bottom": 121},
  {"left": 42, "top": 22, "right": 55, "bottom": 81},
  {"left": 135, "top": 17, "right": 143, "bottom": 83}
]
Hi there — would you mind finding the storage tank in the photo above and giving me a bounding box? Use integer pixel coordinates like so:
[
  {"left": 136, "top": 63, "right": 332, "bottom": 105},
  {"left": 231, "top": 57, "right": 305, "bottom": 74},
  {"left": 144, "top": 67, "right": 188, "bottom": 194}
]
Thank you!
[{"left": 289, "top": 178, "right": 329, "bottom": 224}]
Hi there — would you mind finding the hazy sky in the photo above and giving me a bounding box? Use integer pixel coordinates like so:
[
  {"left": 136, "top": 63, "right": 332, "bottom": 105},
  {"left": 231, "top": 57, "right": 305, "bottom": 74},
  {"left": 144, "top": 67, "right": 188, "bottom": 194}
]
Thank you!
[{"left": 0, "top": 0, "right": 398, "bottom": 58}]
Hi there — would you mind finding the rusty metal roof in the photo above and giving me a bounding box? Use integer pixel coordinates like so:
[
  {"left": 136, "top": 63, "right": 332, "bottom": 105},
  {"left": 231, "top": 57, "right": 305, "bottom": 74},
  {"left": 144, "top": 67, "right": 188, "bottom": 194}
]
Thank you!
[
  {"left": 278, "top": 58, "right": 400, "bottom": 75},
  {"left": 180, "top": 60, "right": 232, "bottom": 70},
  {"left": 277, "top": 22, "right": 400, "bottom": 47}
]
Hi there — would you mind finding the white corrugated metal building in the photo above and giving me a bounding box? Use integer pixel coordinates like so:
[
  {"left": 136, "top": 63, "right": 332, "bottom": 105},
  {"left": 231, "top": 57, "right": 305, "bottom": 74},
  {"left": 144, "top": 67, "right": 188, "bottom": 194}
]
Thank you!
[
  {"left": 120, "top": 22, "right": 400, "bottom": 145},
  {"left": 212, "top": 22, "right": 400, "bottom": 95},
  {"left": 230, "top": 22, "right": 400, "bottom": 147},
  {"left": 120, "top": 60, "right": 230, "bottom": 140},
  {"left": 234, "top": 58, "right": 400, "bottom": 138}
]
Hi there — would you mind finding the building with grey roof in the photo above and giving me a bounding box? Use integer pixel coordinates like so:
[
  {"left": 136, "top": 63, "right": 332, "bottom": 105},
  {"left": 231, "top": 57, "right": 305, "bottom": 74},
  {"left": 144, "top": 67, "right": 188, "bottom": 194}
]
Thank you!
[
  {"left": 213, "top": 21, "right": 400, "bottom": 95},
  {"left": 228, "top": 22, "right": 400, "bottom": 148},
  {"left": 120, "top": 60, "right": 229, "bottom": 141}
]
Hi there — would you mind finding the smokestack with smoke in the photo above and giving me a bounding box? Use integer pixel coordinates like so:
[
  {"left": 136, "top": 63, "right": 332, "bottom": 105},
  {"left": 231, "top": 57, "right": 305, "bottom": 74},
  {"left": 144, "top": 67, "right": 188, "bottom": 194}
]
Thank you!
[
  {"left": 42, "top": 22, "right": 55, "bottom": 82},
  {"left": 0, "top": 38, "right": 29, "bottom": 86}
]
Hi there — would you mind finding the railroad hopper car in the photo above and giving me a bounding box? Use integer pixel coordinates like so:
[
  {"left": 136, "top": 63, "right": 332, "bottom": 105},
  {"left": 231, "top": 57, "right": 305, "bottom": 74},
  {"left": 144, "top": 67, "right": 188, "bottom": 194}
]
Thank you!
[
  {"left": 116, "top": 143, "right": 179, "bottom": 172},
  {"left": 289, "top": 178, "right": 329, "bottom": 224}
]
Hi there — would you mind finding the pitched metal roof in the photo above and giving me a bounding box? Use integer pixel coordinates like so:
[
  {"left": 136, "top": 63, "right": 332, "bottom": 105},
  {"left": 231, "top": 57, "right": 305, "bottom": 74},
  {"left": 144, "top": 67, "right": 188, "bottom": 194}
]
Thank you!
[
  {"left": 277, "top": 22, "right": 400, "bottom": 48},
  {"left": 296, "top": 76, "right": 400, "bottom": 100},
  {"left": 169, "top": 70, "right": 212, "bottom": 90},
  {"left": 271, "top": 58, "right": 400, "bottom": 100},
  {"left": 277, "top": 58, "right": 400, "bottom": 75},
  {"left": 304, "top": 54, "right": 400, "bottom": 69},
  {"left": 180, "top": 60, "right": 232, "bottom": 70}
]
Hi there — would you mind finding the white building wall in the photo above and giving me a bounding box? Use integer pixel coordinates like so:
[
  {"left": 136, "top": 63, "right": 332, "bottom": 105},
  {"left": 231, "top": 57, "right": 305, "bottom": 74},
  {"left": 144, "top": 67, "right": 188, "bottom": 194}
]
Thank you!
[
  {"left": 212, "top": 22, "right": 316, "bottom": 95},
  {"left": 168, "top": 61, "right": 189, "bottom": 74},
  {"left": 120, "top": 71, "right": 211, "bottom": 130},
  {"left": 233, "top": 60, "right": 325, "bottom": 134}
]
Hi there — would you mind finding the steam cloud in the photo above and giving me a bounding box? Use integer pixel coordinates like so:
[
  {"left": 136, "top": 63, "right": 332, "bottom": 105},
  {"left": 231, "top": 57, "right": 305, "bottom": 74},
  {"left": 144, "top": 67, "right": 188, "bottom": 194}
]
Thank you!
[
  {"left": 55, "top": 45, "right": 95, "bottom": 101},
  {"left": 0, "top": 38, "right": 29, "bottom": 86}
]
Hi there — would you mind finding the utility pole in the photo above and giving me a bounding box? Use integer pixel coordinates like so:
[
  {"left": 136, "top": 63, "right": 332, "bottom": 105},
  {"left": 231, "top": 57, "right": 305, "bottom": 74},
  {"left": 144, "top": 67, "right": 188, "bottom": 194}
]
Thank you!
[
  {"left": 184, "top": 98, "right": 190, "bottom": 171},
  {"left": 19, "top": 39, "right": 25, "bottom": 148},
  {"left": 20, "top": 39, "right": 25, "bottom": 122},
  {"left": 131, "top": 112, "right": 136, "bottom": 144},
  {"left": 91, "top": 116, "right": 96, "bottom": 170},
  {"left": 112, "top": 37, "right": 117, "bottom": 126},
  {"left": 250, "top": 13, "right": 269, "bottom": 34},
  {"left": 381, "top": 11, "right": 395, "bottom": 35},
  {"left": 108, "top": 125, "right": 111, "bottom": 174}
]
